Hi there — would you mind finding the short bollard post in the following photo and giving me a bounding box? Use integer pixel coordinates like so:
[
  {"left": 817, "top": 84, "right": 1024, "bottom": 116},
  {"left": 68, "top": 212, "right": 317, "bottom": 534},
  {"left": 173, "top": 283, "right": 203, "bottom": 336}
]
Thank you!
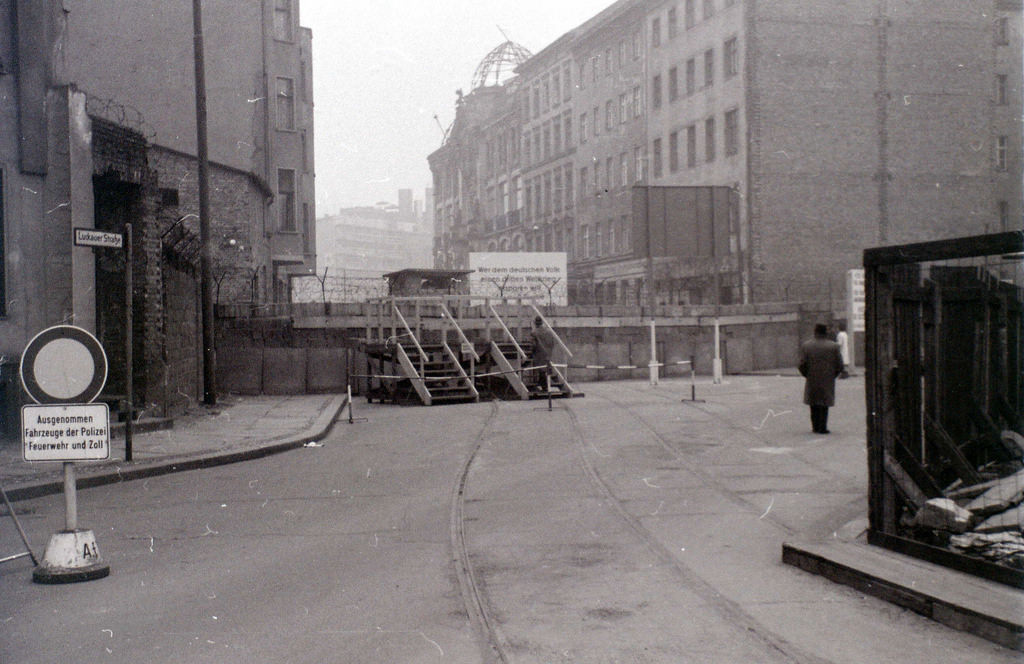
[{"left": 546, "top": 369, "right": 553, "bottom": 411}]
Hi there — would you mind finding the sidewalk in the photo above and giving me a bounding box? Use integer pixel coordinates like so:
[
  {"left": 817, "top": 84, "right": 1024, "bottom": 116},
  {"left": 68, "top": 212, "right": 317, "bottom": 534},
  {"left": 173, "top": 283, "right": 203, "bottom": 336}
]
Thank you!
[{"left": 1, "top": 393, "right": 347, "bottom": 501}]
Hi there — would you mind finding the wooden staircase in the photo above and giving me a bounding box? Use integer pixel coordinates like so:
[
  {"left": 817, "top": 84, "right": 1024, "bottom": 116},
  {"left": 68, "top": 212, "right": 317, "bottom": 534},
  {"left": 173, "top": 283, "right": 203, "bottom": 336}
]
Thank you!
[
  {"left": 395, "top": 342, "right": 478, "bottom": 406},
  {"left": 361, "top": 296, "right": 578, "bottom": 406}
]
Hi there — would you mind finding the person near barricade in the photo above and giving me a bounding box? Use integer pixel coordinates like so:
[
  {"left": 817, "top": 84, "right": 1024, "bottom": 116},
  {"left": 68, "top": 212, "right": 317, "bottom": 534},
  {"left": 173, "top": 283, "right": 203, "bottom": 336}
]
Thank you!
[
  {"left": 798, "top": 323, "right": 843, "bottom": 434},
  {"left": 835, "top": 321, "right": 851, "bottom": 379},
  {"left": 529, "top": 316, "right": 557, "bottom": 390}
]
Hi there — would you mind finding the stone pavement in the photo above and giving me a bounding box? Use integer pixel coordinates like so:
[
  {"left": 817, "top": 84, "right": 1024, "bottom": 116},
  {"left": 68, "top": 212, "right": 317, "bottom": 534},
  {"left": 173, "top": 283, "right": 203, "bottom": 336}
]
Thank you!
[{"left": 0, "top": 393, "right": 347, "bottom": 501}]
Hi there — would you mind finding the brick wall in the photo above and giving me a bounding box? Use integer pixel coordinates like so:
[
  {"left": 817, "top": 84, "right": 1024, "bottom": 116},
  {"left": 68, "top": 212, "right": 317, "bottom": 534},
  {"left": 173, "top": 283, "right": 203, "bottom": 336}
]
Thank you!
[{"left": 149, "top": 145, "right": 270, "bottom": 306}]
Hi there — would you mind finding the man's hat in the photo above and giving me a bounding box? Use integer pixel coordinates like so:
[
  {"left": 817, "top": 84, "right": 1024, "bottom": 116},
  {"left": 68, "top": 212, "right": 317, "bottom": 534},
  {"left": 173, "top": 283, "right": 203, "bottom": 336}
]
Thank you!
[{"left": 534, "top": 316, "right": 544, "bottom": 326}]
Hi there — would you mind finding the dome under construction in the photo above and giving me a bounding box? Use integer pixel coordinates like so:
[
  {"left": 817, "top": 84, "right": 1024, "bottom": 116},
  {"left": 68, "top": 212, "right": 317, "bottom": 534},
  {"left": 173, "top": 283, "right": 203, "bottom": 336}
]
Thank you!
[{"left": 471, "top": 40, "right": 533, "bottom": 89}]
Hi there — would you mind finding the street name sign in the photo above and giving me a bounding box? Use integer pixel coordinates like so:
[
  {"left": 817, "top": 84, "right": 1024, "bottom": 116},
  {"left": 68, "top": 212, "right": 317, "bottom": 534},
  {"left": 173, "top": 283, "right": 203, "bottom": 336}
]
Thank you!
[
  {"left": 22, "top": 403, "right": 110, "bottom": 462},
  {"left": 74, "top": 228, "right": 123, "bottom": 249}
]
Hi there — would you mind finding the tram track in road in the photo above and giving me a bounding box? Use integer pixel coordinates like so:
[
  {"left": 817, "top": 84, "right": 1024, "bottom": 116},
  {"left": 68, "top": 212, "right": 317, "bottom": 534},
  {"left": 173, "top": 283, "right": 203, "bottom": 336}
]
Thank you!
[
  {"left": 561, "top": 393, "right": 835, "bottom": 664},
  {"left": 449, "top": 399, "right": 510, "bottom": 664}
]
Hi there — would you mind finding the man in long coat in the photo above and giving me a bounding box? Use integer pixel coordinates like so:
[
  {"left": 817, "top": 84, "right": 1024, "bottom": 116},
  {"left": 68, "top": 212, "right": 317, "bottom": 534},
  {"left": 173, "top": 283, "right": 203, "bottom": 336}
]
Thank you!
[{"left": 798, "top": 323, "right": 843, "bottom": 434}]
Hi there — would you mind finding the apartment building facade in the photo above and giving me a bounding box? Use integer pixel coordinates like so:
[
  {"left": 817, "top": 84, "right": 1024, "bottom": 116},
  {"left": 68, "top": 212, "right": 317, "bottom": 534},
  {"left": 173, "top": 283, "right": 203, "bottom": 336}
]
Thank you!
[
  {"left": 429, "top": 0, "right": 1022, "bottom": 306},
  {"left": 1, "top": 0, "right": 315, "bottom": 428}
]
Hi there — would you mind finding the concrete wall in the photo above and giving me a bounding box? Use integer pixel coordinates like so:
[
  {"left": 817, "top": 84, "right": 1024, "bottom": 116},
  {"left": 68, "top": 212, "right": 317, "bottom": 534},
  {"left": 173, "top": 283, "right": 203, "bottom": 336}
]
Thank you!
[{"left": 215, "top": 300, "right": 839, "bottom": 396}]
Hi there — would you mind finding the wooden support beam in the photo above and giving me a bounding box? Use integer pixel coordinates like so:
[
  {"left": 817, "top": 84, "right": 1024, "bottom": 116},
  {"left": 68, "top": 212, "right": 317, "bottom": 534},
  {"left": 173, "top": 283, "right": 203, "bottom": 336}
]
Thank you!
[{"left": 924, "top": 415, "right": 983, "bottom": 486}]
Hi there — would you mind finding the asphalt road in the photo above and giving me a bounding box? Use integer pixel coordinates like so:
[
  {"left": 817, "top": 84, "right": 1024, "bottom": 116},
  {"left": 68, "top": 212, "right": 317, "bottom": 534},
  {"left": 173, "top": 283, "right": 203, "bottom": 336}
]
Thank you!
[{"left": 1, "top": 378, "right": 1018, "bottom": 663}]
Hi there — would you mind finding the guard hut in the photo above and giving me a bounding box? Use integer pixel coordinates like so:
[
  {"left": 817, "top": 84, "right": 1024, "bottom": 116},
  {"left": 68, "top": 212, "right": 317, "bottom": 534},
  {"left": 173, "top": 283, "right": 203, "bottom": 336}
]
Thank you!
[
  {"left": 864, "top": 231, "right": 1024, "bottom": 589},
  {"left": 383, "top": 268, "right": 473, "bottom": 297}
]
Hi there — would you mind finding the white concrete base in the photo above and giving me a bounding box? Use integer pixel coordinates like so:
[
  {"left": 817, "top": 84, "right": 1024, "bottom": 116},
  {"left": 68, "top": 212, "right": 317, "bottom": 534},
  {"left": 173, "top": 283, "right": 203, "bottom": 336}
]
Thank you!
[
  {"left": 32, "top": 529, "right": 109, "bottom": 584},
  {"left": 712, "top": 358, "right": 723, "bottom": 384}
]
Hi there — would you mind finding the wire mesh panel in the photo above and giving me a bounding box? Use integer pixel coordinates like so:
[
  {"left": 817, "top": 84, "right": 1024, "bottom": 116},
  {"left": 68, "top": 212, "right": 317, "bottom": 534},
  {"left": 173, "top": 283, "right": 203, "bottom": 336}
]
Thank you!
[{"left": 865, "top": 231, "right": 1024, "bottom": 586}]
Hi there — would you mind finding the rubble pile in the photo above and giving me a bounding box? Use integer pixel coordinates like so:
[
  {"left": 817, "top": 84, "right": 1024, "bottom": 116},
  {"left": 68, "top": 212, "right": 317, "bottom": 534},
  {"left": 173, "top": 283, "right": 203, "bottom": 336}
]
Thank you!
[{"left": 909, "top": 467, "right": 1024, "bottom": 569}]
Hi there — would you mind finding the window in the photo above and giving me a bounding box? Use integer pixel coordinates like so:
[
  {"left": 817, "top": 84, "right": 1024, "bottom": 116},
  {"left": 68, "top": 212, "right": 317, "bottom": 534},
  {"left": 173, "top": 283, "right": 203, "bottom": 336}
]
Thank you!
[
  {"left": 685, "top": 0, "right": 695, "bottom": 28},
  {"left": 277, "top": 169, "right": 296, "bottom": 231},
  {"left": 999, "top": 200, "right": 1010, "bottom": 231},
  {"left": 593, "top": 107, "right": 600, "bottom": 136},
  {"left": 620, "top": 152, "right": 628, "bottom": 186},
  {"left": 703, "top": 0, "right": 714, "bottom": 20},
  {"left": 566, "top": 228, "right": 575, "bottom": 259},
  {"left": 996, "top": 74, "right": 1008, "bottom": 105},
  {"left": 592, "top": 54, "right": 600, "bottom": 83},
  {"left": 653, "top": 138, "right": 663, "bottom": 178},
  {"left": 523, "top": 134, "right": 532, "bottom": 164},
  {"left": 581, "top": 225, "right": 590, "bottom": 258},
  {"left": 704, "top": 49, "right": 715, "bottom": 88},
  {"left": 619, "top": 93, "right": 628, "bottom": 124},
  {"left": 554, "top": 170, "right": 563, "bottom": 212},
  {"left": 618, "top": 40, "right": 626, "bottom": 68},
  {"left": 725, "top": 108, "right": 739, "bottom": 156},
  {"left": 552, "top": 71, "right": 561, "bottom": 106},
  {"left": 596, "top": 223, "right": 604, "bottom": 257},
  {"left": 621, "top": 217, "right": 631, "bottom": 253},
  {"left": 632, "top": 30, "right": 642, "bottom": 59},
  {"left": 543, "top": 123, "right": 551, "bottom": 160},
  {"left": 605, "top": 99, "right": 615, "bottom": 130},
  {"left": 996, "top": 17, "right": 1009, "bottom": 45},
  {"left": 532, "top": 86, "right": 540, "bottom": 118},
  {"left": 606, "top": 157, "right": 614, "bottom": 188},
  {"left": 602, "top": 221, "right": 611, "bottom": 256},
  {"left": 563, "top": 62, "right": 573, "bottom": 100},
  {"left": 579, "top": 62, "right": 587, "bottom": 90},
  {"left": 607, "top": 221, "right": 616, "bottom": 257},
  {"left": 652, "top": 17, "right": 661, "bottom": 47},
  {"left": 542, "top": 77, "right": 550, "bottom": 112},
  {"left": 632, "top": 85, "right": 643, "bottom": 117},
  {"left": 533, "top": 128, "right": 541, "bottom": 162},
  {"left": 652, "top": 74, "right": 663, "bottom": 109},
  {"left": 564, "top": 112, "right": 573, "bottom": 146},
  {"left": 686, "top": 58, "right": 696, "bottom": 95},
  {"left": 705, "top": 117, "right": 716, "bottom": 162},
  {"left": 996, "top": 135, "right": 1008, "bottom": 170},
  {"left": 606, "top": 47, "right": 614, "bottom": 76},
  {"left": 724, "top": 38, "right": 739, "bottom": 78},
  {"left": 593, "top": 161, "right": 601, "bottom": 191},
  {"left": 634, "top": 145, "right": 645, "bottom": 182},
  {"left": 580, "top": 167, "right": 589, "bottom": 196},
  {"left": 276, "top": 77, "right": 295, "bottom": 130},
  {"left": 669, "top": 66, "right": 679, "bottom": 101},
  {"left": 553, "top": 120, "right": 562, "bottom": 154},
  {"left": 565, "top": 166, "right": 574, "bottom": 207},
  {"left": 579, "top": 113, "right": 588, "bottom": 144},
  {"left": 686, "top": 124, "right": 696, "bottom": 167},
  {"left": 273, "top": 0, "right": 293, "bottom": 41},
  {"left": 525, "top": 181, "right": 533, "bottom": 220},
  {"left": 669, "top": 130, "right": 680, "bottom": 172},
  {"left": 668, "top": 6, "right": 678, "bottom": 38}
]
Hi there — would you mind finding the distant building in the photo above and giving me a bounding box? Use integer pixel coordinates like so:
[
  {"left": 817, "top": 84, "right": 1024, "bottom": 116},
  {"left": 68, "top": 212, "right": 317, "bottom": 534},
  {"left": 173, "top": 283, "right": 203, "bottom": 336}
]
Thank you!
[
  {"left": 429, "top": 0, "right": 1022, "bottom": 305},
  {"left": 316, "top": 189, "right": 433, "bottom": 277}
]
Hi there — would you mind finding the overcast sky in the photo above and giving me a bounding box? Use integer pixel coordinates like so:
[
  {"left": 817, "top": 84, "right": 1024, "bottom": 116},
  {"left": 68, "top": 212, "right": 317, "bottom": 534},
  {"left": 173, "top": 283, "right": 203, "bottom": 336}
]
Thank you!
[{"left": 301, "top": 0, "right": 609, "bottom": 215}]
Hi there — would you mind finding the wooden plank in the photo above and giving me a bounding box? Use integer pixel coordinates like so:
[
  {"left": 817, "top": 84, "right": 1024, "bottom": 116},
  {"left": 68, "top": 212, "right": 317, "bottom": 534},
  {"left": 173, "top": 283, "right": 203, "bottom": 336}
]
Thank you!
[
  {"left": 864, "top": 231, "right": 1023, "bottom": 267},
  {"left": 883, "top": 449, "right": 930, "bottom": 508},
  {"left": 925, "top": 415, "right": 984, "bottom": 485}
]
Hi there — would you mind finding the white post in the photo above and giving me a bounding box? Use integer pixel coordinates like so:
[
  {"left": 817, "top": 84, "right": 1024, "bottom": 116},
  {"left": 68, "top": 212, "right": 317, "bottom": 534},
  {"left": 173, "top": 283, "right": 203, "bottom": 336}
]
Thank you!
[
  {"left": 712, "top": 317, "right": 723, "bottom": 384},
  {"left": 649, "top": 319, "right": 659, "bottom": 386}
]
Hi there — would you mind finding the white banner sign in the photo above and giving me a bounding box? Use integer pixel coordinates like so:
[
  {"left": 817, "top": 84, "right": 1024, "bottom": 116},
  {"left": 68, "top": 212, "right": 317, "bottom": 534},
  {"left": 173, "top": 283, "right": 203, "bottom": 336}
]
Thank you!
[
  {"left": 847, "top": 268, "right": 865, "bottom": 333},
  {"left": 469, "top": 252, "right": 568, "bottom": 306},
  {"left": 22, "top": 403, "right": 110, "bottom": 462}
]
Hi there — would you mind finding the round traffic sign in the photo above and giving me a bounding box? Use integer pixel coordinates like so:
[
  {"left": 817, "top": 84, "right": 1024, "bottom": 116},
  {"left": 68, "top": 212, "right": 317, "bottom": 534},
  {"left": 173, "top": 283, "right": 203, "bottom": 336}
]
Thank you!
[{"left": 20, "top": 325, "right": 108, "bottom": 404}]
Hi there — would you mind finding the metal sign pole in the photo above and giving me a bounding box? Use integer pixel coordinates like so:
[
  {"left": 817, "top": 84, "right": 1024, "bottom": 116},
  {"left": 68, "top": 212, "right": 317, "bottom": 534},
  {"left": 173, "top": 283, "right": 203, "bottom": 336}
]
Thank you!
[
  {"left": 124, "top": 223, "right": 133, "bottom": 461},
  {"left": 63, "top": 462, "right": 77, "bottom": 531},
  {"left": 0, "top": 482, "right": 37, "bottom": 566}
]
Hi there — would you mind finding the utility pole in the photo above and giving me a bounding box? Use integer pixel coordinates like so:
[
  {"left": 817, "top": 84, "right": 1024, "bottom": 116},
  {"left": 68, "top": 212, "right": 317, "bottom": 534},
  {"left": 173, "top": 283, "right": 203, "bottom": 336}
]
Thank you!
[{"left": 193, "top": 0, "right": 216, "bottom": 405}]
